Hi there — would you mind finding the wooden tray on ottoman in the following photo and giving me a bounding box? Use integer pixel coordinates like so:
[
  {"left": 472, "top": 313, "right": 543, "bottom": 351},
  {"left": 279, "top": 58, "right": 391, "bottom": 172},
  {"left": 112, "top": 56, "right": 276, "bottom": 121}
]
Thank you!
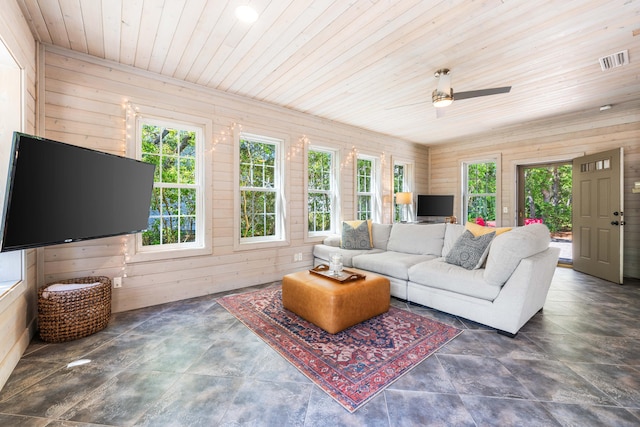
[{"left": 309, "top": 264, "right": 366, "bottom": 283}]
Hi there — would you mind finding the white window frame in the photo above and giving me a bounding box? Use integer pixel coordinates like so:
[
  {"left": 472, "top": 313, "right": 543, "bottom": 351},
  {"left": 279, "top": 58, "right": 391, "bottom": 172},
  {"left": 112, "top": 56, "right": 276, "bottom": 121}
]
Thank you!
[
  {"left": 0, "top": 39, "right": 25, "bottom": 300},
  {"left": 461, "top": 156, "right": 501, "bottom": 226},
  {"left": 234, "top": 129, "right": 289, "bottom": 250},
  {"left": 126, "top": 106, "right": 212, "bottom": 262},
  {"left": 355, "top": 153, "right": 381, "bottom": 222},
  {"left": 305, "top": 145, "right": 339, "bottom": 240}
]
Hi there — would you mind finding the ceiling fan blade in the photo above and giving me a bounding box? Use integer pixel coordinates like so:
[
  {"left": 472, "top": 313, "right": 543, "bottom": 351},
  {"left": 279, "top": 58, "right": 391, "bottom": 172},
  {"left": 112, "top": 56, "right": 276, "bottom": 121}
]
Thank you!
[{"left": 454, "top": 86, "right": 511, "bottom": 100}]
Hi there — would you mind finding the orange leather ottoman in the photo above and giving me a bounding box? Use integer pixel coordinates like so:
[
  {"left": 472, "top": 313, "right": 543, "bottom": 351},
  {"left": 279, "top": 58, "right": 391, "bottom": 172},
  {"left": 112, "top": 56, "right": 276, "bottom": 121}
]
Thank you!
[{"left": 282, "top": 269, "right": 390, "bottom": 334}]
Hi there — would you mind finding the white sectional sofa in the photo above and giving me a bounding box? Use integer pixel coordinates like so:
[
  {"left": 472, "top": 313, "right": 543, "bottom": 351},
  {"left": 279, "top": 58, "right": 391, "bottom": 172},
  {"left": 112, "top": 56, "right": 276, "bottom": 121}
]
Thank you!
[{"left": 313, "top": 222, "right": 560, "bottom": 336}]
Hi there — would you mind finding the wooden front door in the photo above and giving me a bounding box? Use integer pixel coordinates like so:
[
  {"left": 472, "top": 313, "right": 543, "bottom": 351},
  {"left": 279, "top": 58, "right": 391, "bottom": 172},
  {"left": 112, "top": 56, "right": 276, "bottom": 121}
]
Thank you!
[{"left": 572, "top": 148, "right": 624, "bottom": 283}]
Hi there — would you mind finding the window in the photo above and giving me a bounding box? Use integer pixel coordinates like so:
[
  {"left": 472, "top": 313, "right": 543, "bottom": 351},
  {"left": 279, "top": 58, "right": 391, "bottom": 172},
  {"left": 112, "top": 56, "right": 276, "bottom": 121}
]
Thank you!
[
  {"left": 239, "top": 133, "right": 284, "bottom": 243},
  {"left": 356, "top": 155, "right": 379, "bottom": 221},
  {"left": 0, "top": 38, "right": 24, "bottom": 297},
  {"left": 463, "top": 161, "right": 497, "bottom": 226},
  {"left": 137, "top": 119, "right": 204, "bottom": 251},
  {"left": 393, "top": 160, "right": 414, "bottom": 222},
  {"left": 307, "top": 147, "right": 337, "bottom": 236}
]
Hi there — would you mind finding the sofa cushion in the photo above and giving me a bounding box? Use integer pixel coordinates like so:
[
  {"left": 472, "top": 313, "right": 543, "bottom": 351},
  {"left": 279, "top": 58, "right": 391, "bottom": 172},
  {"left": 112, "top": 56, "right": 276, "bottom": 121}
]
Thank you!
[
  {"left": 408, "top": 259, "right": 501, "bottom": 301},
  {"left": 341, "top": 220, "right": 372, "bottom": 249},
  {"left": 371, "top": 223, "right": 393, "bottom": 250},
  {"left": 445, "top": 230, "right": 496, "bottom": 270},
  {"left": 313, "top": 244, "right": 383, "bottom": 268},
  {"left": 353, "top": 251, "right": 436, "bottom": 280},
  {"left": 442, "top": 223, "right": 465, "bottom": 257},
  {"left": 484, "top": 223, "right": 551, "bottom": 286},
  {"left": 386, "top": 223, "right": 446, "bottom": 256}
]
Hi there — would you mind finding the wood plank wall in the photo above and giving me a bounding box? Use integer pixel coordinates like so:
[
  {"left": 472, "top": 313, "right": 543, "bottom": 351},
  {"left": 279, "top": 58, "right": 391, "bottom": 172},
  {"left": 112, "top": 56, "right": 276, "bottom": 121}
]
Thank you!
[
  {"left": 429, "top": 105, "right": 640, "bottom": 279},
  {"left": 42, "top": 46, "right": 428, "bottom": 313},
  {"left": 0, "top": 0, "right": 38, "bottom": 391}
]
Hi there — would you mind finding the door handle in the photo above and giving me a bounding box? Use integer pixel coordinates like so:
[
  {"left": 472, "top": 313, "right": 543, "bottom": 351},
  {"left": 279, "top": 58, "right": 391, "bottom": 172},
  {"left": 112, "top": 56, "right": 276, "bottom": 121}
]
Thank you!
[
  {"left": 613, "top": 211, "right": 619, "bottom": 216},
  {"left": 611, "top": 221, "right": 619, "bottom": 226}
]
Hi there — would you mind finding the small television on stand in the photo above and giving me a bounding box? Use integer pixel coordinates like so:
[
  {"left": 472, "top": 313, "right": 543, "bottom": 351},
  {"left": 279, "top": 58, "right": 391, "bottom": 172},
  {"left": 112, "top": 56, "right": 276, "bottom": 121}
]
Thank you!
[{"left": 416, "top": 194, "right": 455, "bottom": 223}]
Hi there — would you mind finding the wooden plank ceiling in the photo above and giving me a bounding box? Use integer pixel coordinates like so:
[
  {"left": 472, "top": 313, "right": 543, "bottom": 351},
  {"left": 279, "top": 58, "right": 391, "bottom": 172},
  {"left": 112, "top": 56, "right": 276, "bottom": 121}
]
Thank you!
[{"left": 16, "top": 0, "right": 640, "bottom": 144}]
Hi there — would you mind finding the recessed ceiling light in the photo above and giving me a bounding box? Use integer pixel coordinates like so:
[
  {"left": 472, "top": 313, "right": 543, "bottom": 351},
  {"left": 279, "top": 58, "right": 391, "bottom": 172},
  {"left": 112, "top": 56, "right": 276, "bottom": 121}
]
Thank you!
[{"left": 235, "top": 5, "right": 258, "bottom": 23}]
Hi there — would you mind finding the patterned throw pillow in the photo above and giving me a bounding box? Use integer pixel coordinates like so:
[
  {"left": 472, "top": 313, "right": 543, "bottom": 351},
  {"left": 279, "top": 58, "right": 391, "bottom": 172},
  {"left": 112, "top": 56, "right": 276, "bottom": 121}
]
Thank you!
[
  {"left": 445, "top": 230, "right": 496, "bottom": 270},
  {"left": 341, "top": 220, "right": 372, "bottom": 250}
]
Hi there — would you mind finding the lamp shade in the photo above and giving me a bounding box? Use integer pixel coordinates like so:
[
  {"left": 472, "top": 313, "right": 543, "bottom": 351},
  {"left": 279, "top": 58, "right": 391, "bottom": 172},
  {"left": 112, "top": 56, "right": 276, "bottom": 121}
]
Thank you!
[{"left": 396, "top": 192, "right": 413, "bottom": 205}]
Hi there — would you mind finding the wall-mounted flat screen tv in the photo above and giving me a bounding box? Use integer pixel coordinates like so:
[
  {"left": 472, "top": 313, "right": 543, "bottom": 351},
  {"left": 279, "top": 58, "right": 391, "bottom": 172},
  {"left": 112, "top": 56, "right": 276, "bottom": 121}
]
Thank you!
[
  {"left": 416, "top": 194, "right": 454, "bottom": 217},
  {"left": 0, "top": 132, "right": 155, "bottom": 252}
]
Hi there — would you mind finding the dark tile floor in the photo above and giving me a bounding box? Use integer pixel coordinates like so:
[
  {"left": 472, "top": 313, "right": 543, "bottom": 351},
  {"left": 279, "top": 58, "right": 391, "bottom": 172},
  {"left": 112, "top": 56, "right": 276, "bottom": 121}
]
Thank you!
[{"left": 1, "top": 267, "right": 639, "bottom": 426}]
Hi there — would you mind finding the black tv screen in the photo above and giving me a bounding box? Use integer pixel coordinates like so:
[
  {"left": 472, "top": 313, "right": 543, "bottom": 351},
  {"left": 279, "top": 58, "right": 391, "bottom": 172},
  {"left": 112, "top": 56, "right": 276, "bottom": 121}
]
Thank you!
[
  {"left": 0, "top": 132, "right": 155, "bottom": 252},
  {"left": 416, "top": 194, "right": 454, "bottom": 217}
]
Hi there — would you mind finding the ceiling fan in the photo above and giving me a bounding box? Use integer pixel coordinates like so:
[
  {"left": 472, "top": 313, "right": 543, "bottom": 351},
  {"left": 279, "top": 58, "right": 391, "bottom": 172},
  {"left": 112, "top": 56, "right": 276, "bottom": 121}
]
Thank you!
[
  {"left": 387, "top": 68, "right": 511, "bottom": 112},
  {"left": 432, "top": 68, "right": 511, "bottom": 107}
]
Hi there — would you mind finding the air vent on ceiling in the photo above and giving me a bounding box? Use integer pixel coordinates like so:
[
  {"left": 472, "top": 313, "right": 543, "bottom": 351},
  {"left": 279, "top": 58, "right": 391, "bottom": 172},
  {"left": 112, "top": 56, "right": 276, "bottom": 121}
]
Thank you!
[{"left": 599, "top": 50, "right": 629, "bottom": 71}]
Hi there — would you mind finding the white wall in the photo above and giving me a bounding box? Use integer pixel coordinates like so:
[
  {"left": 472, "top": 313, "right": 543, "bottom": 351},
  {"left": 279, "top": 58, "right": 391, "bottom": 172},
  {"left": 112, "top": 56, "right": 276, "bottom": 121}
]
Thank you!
[
  {"left": 0, "top": 0, "right": 38, "bottom": 391},
  {"left": 42, "top": 46, "right": 429, "bottom": 312}
]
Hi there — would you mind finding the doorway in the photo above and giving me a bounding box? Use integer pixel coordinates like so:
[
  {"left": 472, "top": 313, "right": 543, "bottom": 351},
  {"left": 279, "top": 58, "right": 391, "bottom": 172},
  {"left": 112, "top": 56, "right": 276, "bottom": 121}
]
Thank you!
[
  {"left": 572, "top": 148, "right": 624, "bottom": 284},
  {"left": 517, "top": 162, "right": 573, "bottom": 264}
]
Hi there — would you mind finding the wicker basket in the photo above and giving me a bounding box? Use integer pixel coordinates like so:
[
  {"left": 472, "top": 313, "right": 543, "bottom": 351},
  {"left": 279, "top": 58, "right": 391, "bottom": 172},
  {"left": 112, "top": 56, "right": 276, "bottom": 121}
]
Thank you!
[{"left": 38, "top": 276, "right": 112, "bottom": 343}]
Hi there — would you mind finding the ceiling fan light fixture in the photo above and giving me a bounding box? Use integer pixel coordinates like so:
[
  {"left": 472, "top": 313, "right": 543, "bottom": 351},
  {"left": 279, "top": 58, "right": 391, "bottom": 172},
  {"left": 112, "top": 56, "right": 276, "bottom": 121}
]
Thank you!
[
  {"left": 432, "top": 89, "right": 453, "bottom": 107},
  {"left": 433, "top": 68, "right": 453, "bottom": 107}
]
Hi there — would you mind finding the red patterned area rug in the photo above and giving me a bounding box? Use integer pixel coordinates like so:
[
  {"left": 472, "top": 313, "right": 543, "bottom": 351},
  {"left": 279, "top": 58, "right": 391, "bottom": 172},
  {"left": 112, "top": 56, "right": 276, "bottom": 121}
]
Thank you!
[{"left": 217, "top": 286, "right": 462, "bottom": 412}]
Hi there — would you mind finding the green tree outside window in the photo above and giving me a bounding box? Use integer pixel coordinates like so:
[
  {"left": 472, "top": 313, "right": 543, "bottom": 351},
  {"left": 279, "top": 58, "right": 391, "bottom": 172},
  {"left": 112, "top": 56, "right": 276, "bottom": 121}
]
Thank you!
[
  {"left": 357, "top": 158, "right": 373, "bottom": 220},
  {"left": 240, "top": 137, "right": 279, "bottom": 239},
  {"left": 523, "top": 164, "right": 572, "bottom": 232},
  {"left": 141, "top": 124, "right": 197, "bottom": 246},
  {"left": 308, "top": 149, "right": 333, "bottom": 233},
  {"left": 393, "top": 164, "right": 406, "bottom": 222},
  {"left": 466, "top": 162, "right": 496, "bottom": 224}
]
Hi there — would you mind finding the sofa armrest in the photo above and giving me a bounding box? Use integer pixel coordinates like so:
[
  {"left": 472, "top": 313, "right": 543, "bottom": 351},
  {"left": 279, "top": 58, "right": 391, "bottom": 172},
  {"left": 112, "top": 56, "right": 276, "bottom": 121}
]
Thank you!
[
  {"left": 323, "top": 234, "right": 341, "bottom": 247},
  {"left": 491, "top": 247, "right": 560, "bottom": 333}
]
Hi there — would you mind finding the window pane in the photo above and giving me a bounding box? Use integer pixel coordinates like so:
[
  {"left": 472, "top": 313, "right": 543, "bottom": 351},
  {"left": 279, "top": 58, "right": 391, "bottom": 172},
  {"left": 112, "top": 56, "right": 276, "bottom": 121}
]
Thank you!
[
  {"left": 163, "top": 188, "right": 179, "bottom": 215},
  {"left": 143, "top": 217, "right": 160, "bottom": 246},
  {"left": 162, "top": 128, "right": 179, "bottom": 155},
  {"left": 180, "top": 217, "right": 196, "bottom": 243},
  {"left": 161, "top": 156, "right": 178, "bottom": 183},
  {"left": 140, "top": 121, "right": 200, "bottom": 248},
  {"left": 179, "top": 130, "right": 196, "bottom": 156},
  {"left": 308, "top": 150, "right": 331, "bottom": 191},
  {"left": 141, "top": 124, "right": 161, "bottom": 154},
  {"left": 162, "top": 217, "right": 179, "bottom": 244},
  {"left": 468, "top": 162, "right": 496, "bottom": 194},
  {"left": 308, "top": 192, "right": 332, "bottom": 232},
  {"left": 358, "top": 195, "right": 371, "bottom": 220},
  {"left": 239, "top": 136, "right": 281, "bottom": 241},
  {"left": 467, "top": 195, "right": 496, "bottom": 222},
  {"left": 307, "top": 149, "right": 334, "bottom": 234},
  {"left": 180, "top": 188, "right": 196, "bottom": 215},
  {"left": 264, "top": 164, "right": 275, "bottom": 188},
  {"left": 241, "top": 190, "right": 277, "bottom": 238},
  {"left": 394, "top": 165, "right": 405, "bottom": 193},
  {"left": 357, "top": 159, "right": 372, "bottom": 192}
]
